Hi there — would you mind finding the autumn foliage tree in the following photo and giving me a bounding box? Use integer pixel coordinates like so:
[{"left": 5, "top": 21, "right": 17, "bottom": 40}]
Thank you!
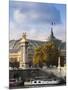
[
  {"left": 33, "top": 46, "right": 46, "bottom": 67},
  {"left": 33, "top": 41, "right": 59, "bottom": 67}
]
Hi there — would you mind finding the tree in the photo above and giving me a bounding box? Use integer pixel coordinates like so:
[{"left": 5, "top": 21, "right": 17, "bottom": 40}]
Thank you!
[
  {"left": 33, "top": 46, "right": 47, "bottom": 67},
  {"left": 33, "top": 42, "right": 59, "bottom": 67},
  {"left": 44, "top": 42, "right": 59, "bottom": 66}
]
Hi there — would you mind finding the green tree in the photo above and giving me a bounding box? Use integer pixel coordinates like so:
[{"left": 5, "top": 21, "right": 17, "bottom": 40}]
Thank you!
[
  {"left": 33, "top": 42, "right": 59, "bottom": 67},
  {"left": 33, "top": 45, "right": 47, "bottom": 67},
  {"left": 43, "top": 42, "right": 59, "bottom": 66}
]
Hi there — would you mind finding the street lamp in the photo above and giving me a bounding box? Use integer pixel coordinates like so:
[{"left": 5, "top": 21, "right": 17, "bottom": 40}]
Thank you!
[{"left": 57, "top": 43, "right": 62, "bottom": 76}]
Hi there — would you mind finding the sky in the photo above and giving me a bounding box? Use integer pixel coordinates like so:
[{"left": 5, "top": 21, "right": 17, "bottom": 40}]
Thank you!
[{"left": 9, "top": 1, "right": 66, "bottom": 41}]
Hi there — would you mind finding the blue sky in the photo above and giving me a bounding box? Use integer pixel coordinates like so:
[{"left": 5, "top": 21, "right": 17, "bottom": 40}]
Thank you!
[{"left": 9, "top": 1, "right": 66, "bottom": 41}]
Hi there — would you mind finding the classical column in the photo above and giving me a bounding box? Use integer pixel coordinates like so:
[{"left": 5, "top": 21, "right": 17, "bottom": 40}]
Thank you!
[{"left": 20, "top": 32, "right": 28, "bottom": 69}]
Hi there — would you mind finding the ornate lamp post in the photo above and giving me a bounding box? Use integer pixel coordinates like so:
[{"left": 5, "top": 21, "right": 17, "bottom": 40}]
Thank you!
[
  {"left": 58, "top": 56, "right": 61, "bottom": 72},
  {"left": 57, "top": 44, "right": 62, "bottom": 76}
]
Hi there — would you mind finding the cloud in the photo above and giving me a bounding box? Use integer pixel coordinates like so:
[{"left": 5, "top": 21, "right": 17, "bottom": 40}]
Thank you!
[
  {"left": 10, "top": 20, "right": 51, "bottom": 41},
  {"left": 10, "top": 1, "right": 61, "bottom": 25},
  {"left": 9, "top": 1, "right": 65, "bottom": 41},
  {"left": 10, "top": 20, "right": 65, "bottom": 42},
  {"left": 14, "top": 10, "right": 26, "bottom": 23},
  {"left": 53, "top": 24, "right": 66, "bottom": 41}
]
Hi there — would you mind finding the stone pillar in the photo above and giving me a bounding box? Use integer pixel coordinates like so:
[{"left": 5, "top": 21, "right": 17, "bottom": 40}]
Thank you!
[
  {"left": 58, "top": 56, "right": 61, "bottom": 72},
  {"left": 20, "top": 32, "right": 28, "bottom": 69}
]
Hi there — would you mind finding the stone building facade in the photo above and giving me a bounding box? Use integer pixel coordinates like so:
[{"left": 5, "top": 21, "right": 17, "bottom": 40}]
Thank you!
[{"left": 9, "top": 30, "right": 66, "bottom": 69}]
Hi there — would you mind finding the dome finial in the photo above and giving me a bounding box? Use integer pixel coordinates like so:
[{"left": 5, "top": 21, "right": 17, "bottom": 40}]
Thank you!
[
  {"left": 51, "top": 27, "right": 54, "bottom": 37},
  {"left": 48, "top": 21, "right": 55, "bottom": 40}
]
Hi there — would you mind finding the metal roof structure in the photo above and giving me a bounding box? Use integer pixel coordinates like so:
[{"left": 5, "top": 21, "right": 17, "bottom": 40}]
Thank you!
[{"left": 9, "top": 30, "right": 66, "bottom": 55}]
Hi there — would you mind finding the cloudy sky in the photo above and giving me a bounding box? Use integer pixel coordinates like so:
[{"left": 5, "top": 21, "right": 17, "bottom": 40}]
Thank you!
[{"left": 9, "top": 1, "right": 66, "bottom": 41}]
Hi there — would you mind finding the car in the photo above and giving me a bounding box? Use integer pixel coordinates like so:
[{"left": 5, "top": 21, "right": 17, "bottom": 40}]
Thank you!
[
  {"left": 9, "top": 78, "right": 24, "bottom": 87},
  {"left": 9, "top": 79, "right": 17, "bottom": 87}
]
